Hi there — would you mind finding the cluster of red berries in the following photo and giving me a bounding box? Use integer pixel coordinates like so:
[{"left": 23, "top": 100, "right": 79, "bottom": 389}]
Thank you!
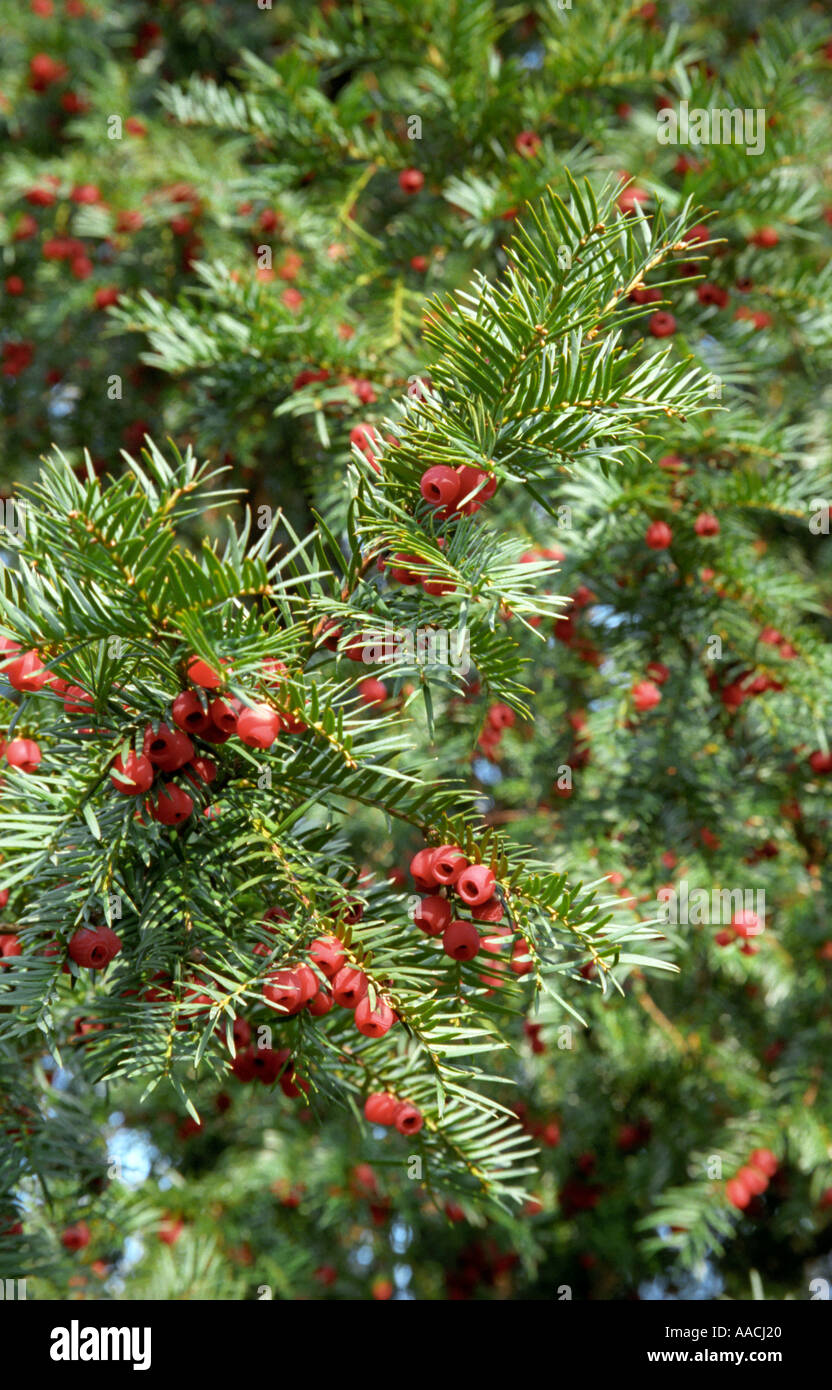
[
  {"left": 12, "top": 173, "right": 122, "bottom": 307},
  {"left": 261, "top": 929, "right": 397, "bottom": 1039},
  {"left": 381, "top": 544, "right": 455, "bottom": 597},
  {"left": 230, "top": 1028, "right": 306, "bottom": 1097},
  {"left": 0, "top": 637, "right": 53, "bottom": 771},
  {"left": 714, "top": 909, "right": 764, "bottom": 954},
  {"left": 551, "top": 579, "right": 602, "bottom": 668},
  {"left": 477, "top": 702, "right": 516, "bottom": 758},
  {"left": 113, "top": 656, "right": 299, "bottom": 824},
  {"left": 409, "top": 845, "right": 532, "bottom": 976},
  {"left": 419, "top": 464, "right": 497, "bottom": 517},
  {"left": 707, "top": 659, "right": 785, "bottom": 711},
  {"left": 1, "top": 638, "right": 305, "bottom": 824},
  {"left": 514, "top": 1101, "right": 560, "bottom": 1148},
  {"left": 364, "top": 1091, "right": 423, "bottom": 1134},
  {"left": 725, "top": 1147, "right": 778, "bottom": 1210}
]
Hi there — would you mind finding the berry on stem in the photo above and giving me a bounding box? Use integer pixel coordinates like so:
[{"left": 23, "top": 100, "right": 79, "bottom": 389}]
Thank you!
[
  {"left": 364, "top": 1092, "right": 398, "bottom": 1125},
  {"left": 355, "top": 995, "right": 396, "bottom": 1037},
  {"left": 442, "top": 920, "right": 481, "bottom": 960},
  {"left": 455, "top": 864, "right": 496, "bottom": 906},
  {"left": 110, "top": 751, "right": 154, "bottom": 795},
  {"left": 331, "top": 966, "right": 368, "bottom": 1009}
]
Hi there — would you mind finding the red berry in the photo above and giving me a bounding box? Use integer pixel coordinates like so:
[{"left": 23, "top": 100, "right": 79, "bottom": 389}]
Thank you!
[
  {"left": 5, "top": 739, "right": 42, "bottom": 773},
  {"left": 510, "top": 939, "right": 534, "bottom": 975},
  {"left": 252, "top": 1046, "right": 290, "bottom": 1084},
  {"left": 185, "top": 755, "right": 217, "bottom": 785},
  {"left": 730, "top": 910, "right": 762, "bottom": 939},
  {"left": 398, "top": 168, "right": 424, "bottom": 195},
  {"left": 309, "top": 936, "right": 346, "bottom": 978},
  {"left": 263, "top": 969, "right": 304, "bottom": 1014},
  {"left": 749, "top": 1148, "right": 778, "bottom": 1177},
  {"left": 146, "top": 784, "right": 193, "bottom": 825},
  {"left": 414, "top": 895, "right": 451, "bottom": 936},
  {"left": 171, "top": 690, "right": 212, "bottom": 735},
  {"left": 70, "top": 184, "right": 100, "bottom": 205},
  {"left": 617, "top": 184, "right": 649, "bottom": 214},
  {"left": 294, "top": 964, "right": 318, "bottom": 1006},
  {"left": 430, "top": 844, "right": 469, "bottom": 885},
  {"left": 648, "top": 311, "right": 676, "bottom": 337},
  {"left": 645, "top": 520, "right": 673, "bottom": 549},
  {"left": 60, "top": 1222, "right": 90, "bottom": 1252},
  {"left": 3, "top": 649, "right": 48, "bottom": 692},
  {"left": 725, "top": 1177, "right": 752, "bottom": 1209},
  {"left": 632, "top": 680, "right": 662, "bottom": 712},
  {"left": 749, "top": 227, "right": 778, "bottom": 248},
  {"left": 143, "top": 723, "right": 194, "bottom": 772},
  {"left": 67, "top": 927, "right": 122, "bottom": 970},
  {"left": 472, "top": 896, "right": 504, "bottom": 923},
  {"left": 420, "top": 465, "right": 461, "bottom": 507},
  {"left": 187, "top": 657, "right": 223, "bottom": 689},
  {"left": 694, "top": 512, "right": 720, "bottom": 536},
  {"left": 616, "top": 1123, "right": 642, "bottom": 1152},
  {"left": 358, "top": 677, "right": 388, "bottom": 706},
  {"left": 514, "top": 130, "right": 541, "bottom": 158},
  {"left": 442, "top": 920, "right": 480, "bottom": 961},
  {"left": 349, "top": 423, "right": 381, "bottom": 466},
  {"left": 456, "top": 466, "right": 497, "bottom": 513},
  {"left": 646, "top": 661, "right": 670, "bottom": 685},
  {"left": 331, "top": 967, "right": 368, "bottom": 1009},
  {"left": 808, "top": 750, "right": 832, "bottom": 774},
  {"left": 63, "top": 685, "right": 93, "bottom": 714},
  {"left": 394, "top": 1101, "right": 423, "bottom": 1135},
  {"left": 209, "top": 697, "right": 241, "bottom": 735},
  {"left": 231, "top": 1047, "right": 257, "bottom": 1082},
  {"left": 93, "top": 287, "right": 120, "bottom": 310},
  {"left": 0, "top": 935, "right": 22, "bottom": 964},
  {"left": 29, "top": 53, "right": 66, "bottom": 91},
  {"left": 696, "top": 281, "right": 729, "bottom": 308},
  {"left": 236, "top": 703, "right": 281, "bottom": 749},
  {"left": 157, "top": 1216, "right": 184, "bottom": 1246},
  {"left": 455, "top": 865, "right": 496, "bottom": 907},
  {"left": 110, "top": 751, "right": 154, "bottom": 795},
  {"left": 364, "top": 1092, "right": 398, "bottom": 1125},
  {"left": 354, "top": 995, "right": 396, "bottom": 1037},
  {"left": 410, "top": 848, "right": 440, "bottom": 891},
  {"left": 737, "top": 1164, "right": 768, "bottom": 1196},
  {"left": 200, "top": 719, "right": 231, "bottom": 744},
  {"left": 307, "top": 987, "right": 334, "bottom": 1017},
  {"left": 487, "top": 703, "right": 516, "bottom": 732}
]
